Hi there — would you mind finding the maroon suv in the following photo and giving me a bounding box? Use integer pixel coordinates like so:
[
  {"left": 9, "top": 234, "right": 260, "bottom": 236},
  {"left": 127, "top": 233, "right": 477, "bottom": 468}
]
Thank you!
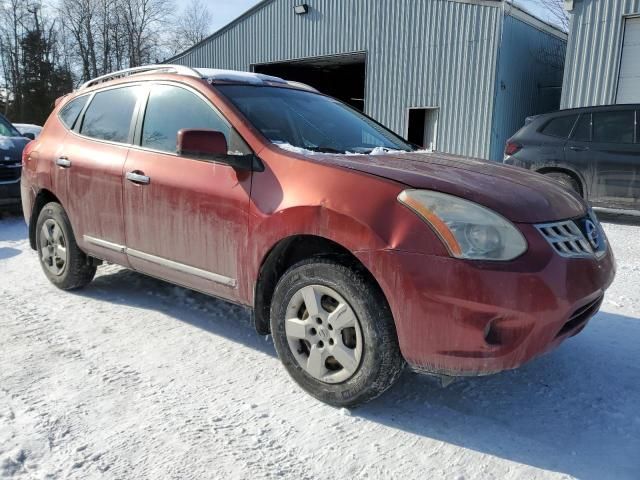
[{"left": 21, "top": 66, "right": 616, "bottom": 406}]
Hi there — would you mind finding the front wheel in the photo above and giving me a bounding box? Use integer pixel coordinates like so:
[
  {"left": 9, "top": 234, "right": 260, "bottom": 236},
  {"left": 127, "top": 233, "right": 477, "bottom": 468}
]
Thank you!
[
  {"left": 36, "top": 202, "right": 96, "bottom": 290},
  {"left": 270, "top": 259, "right": 405, "bottom": 407}
]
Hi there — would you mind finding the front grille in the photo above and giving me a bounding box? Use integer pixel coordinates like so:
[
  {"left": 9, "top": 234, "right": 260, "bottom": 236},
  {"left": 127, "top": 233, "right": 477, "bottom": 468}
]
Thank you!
[
  {"left": 536, "top": 219, "right": 595, "bottom": 258},
  {"left": 0, "top": 165, "right": 20, "bottom": 182}
]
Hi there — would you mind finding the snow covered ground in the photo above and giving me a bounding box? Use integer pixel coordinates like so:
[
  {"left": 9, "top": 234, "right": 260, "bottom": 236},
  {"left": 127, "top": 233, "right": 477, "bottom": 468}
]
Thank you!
[{"left": 1, "top": 212, "right": 638, "bottom": 479}]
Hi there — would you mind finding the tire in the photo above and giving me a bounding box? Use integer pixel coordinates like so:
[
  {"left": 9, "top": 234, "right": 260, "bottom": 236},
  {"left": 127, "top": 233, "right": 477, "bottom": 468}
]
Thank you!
[
  {"left": 270, "top": 259, "right": 405, "bottom": 407},
  {"left": 35, "top": 202, "right": 96, "bottom": 290},
  {"left": 545, "top": 172, "right": 581, "bottom": 196}
]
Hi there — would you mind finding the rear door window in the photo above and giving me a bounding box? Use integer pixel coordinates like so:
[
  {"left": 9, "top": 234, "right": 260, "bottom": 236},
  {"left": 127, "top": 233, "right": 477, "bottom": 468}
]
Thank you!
[
  {"left": 571, "top": 114, "right": 592, "bottom": 142},
  {"left": 59, "top": 96, "right": 89, "bottom": 130},
  {"left": 540, "top": 115, "right": 578, "bottom": 138},
  {"left": 592, "top": 110, "right": 635, "bottom": 144},
  {"left": 80, "top": 86, "right": 141, "bottom": 143}
]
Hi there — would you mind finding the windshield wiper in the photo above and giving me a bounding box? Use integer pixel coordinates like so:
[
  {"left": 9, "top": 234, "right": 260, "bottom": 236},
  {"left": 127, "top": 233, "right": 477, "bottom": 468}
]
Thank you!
[{"left": 305, "top": 146, "right": 346, "bottom": 154}]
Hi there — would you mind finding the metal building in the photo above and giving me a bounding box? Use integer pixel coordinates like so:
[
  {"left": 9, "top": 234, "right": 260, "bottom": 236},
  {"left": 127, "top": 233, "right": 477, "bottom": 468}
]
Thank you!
[
  {"left": 562, "top": 0, "right": 640, "bottom": 108},
  {"left": 169, "top": 0, "right": 567, "bottom": 161}
]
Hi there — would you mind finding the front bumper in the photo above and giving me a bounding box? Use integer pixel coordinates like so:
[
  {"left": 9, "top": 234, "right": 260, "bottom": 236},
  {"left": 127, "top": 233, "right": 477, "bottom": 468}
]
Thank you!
[{"left": 357, "top": 223, "right": 616, "bottom": 376}]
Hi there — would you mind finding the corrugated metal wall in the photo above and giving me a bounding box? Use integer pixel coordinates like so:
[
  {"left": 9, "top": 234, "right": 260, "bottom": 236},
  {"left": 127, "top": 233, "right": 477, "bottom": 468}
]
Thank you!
[
  {"left": 172, "top": 0, "right": 503, "bottom": 159},
  {"left": 562, "top": 0, "right": 640, "bottom": 108},
  {"left": 490, "top": 13, "right": 566, "bottom": 160}
]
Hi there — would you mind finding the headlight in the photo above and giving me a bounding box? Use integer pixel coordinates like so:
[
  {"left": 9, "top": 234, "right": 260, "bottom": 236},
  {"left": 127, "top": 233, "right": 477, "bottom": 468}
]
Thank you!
[{"left": 398, "top": 190, "right": 528, "bottom": 261}]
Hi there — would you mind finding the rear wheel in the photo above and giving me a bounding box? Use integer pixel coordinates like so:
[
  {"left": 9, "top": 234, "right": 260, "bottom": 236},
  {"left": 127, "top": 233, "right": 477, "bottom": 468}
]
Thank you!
[
  {"left": 544, "top": 172, "right": 582, "bottom": 196},
  {"left": 270, "top": 259, "right": 405, "bottom": 407},
  {"left": 36, "top": 202, "right": 96, "bottom": 290}
]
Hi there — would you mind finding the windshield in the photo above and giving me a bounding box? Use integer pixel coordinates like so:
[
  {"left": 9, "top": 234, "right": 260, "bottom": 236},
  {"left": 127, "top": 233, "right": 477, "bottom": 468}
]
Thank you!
[
  {"left": 216, "top": 85, "right": 414, "bottom": 154},
  {"left": 0, "top": 115, "right": 21, "bottom": 138}
]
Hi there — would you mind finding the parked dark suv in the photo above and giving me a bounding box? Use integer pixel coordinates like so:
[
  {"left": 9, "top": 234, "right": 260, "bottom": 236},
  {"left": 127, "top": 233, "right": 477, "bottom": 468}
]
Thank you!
[
  {"left": 1, "top": 113, "right": 32, "bottom": 208},
  {"left": 504, "top": 105, "right": 640, "bottom": 214}
]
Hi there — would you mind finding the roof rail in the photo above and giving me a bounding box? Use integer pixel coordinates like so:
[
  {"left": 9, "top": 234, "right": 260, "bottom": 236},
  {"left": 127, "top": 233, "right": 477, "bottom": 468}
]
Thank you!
[{"left": 79, "top": 64, "right": 201, "bottom": 90}]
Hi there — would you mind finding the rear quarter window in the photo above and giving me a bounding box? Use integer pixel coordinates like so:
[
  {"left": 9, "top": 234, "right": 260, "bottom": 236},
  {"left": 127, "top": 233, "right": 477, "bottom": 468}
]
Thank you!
[
  {"left": 540, "top": 115, "right": 578, "bottom": 138},
  {"left": 59, "top": 96, "right": 89, "bottom": 129}
]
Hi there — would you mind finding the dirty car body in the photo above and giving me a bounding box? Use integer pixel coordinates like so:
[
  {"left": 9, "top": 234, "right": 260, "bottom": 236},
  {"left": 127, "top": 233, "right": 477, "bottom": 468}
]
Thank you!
[
  {"left": 504, "top": 105, "right": 640, "bottom": 215},
  {"left": 21, "top": 66, "right": 616, "bottom": 405}
]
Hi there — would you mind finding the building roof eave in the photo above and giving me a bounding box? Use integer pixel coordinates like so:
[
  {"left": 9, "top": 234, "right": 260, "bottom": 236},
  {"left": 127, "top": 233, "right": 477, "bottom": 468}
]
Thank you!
[
  {"left": 165, "top": 0, "right": 567, "bottom": 65},
  {"left": 165, "top": 0, "right": 276, "bottom": 63}
]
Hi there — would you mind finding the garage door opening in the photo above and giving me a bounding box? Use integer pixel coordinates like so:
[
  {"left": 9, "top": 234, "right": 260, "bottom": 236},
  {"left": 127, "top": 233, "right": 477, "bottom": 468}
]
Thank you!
[{"left": 253, "top": 53, "right": 366, "bottom": 111}]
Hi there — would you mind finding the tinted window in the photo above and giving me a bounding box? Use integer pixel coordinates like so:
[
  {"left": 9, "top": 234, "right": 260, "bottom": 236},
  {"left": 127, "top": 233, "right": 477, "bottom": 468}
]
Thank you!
[
  {"left": 59, "top": 96, "right": 89, "bottom": 129},
  {"left": 540, "top": 115, "right": 578, "bottom": 138},
  {"left": 142, "top": 85, "right": 234, "bottom": 154},
  {"left": 592, "top": 110, "right": 635, "bottom": 144},
  {"left": 571, "top": 114, "right": 592, "bottom": 142},
  {"left": 0, "top": 115, "right": 20, "bottom": 137},
  {"left": 80, "top": 87, "right": 140, "bottom": 143}
]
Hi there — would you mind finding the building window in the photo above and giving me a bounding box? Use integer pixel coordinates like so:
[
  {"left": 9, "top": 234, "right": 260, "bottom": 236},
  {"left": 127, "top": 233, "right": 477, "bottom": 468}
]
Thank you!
[{"left": 407, "top": 108, "right": 439, "bottom": 150}]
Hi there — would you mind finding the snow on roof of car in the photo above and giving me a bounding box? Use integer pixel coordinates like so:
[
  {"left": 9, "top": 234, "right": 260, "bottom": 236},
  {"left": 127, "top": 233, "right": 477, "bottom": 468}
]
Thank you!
[
  {"left": 195, "top": 68, "right": 288, "bottom": 86},
  {"left": 77, "top": 65, "right": 319, "bottom": 92}
]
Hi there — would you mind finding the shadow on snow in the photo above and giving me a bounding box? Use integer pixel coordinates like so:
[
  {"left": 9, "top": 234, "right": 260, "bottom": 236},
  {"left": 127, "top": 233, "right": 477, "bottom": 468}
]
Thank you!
[
  {"left": 76, "top": 267, "right": 640, "bottom": 480},
  {"left": 2, "top": 214, "right": 638, "bottom": 478}
]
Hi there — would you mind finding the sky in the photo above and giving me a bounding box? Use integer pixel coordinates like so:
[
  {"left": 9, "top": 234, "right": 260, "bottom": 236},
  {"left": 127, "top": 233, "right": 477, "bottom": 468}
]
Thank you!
[
  {"left": 210, "top": 0, "right": 265, "bottom": 31},
  {"left": 208, "top": 0, "right": 561, "bottom": 34}
]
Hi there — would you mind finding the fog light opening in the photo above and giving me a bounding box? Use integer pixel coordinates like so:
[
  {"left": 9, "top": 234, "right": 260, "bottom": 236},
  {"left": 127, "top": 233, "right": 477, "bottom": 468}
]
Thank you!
[{"left": 484, "top": 319, "right": 503, "bottom": 346}]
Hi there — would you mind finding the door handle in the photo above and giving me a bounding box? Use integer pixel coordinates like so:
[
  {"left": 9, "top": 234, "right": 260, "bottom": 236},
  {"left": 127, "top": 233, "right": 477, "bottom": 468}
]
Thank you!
[
  {"left": 56, "top": 157, "right": 72, "bottom": 168},
  {"left": 126, "top": 171, "right": 150, "bottom": 185},
  {"left": 569, "top": 146, "right": 589, "bottom": 152}
]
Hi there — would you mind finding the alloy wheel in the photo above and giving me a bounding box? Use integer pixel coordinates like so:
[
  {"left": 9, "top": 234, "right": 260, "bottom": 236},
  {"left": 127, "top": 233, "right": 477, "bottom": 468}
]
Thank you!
[
  {"left": 285, "top": 284, "right": 363, "bottom": 384},
  {"left": 39, "top": 218, "right": 68, "bottom": 276}
]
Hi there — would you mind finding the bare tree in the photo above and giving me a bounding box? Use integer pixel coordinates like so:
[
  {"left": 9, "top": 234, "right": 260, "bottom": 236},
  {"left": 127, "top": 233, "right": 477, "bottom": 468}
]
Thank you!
[
  {"left": 0, "top": 0, "right": 73, "bottom": 121},
  {"left": 0, "top": 0, "right": 33, "bottom": 117},
  {"left": 59, "top": 0, "right": 100, "bottom": 80},
  {"left": 533, "top": 0, "right": 569, "bottom": 32},
  {"left": 120, "top": 0, "right": 172, "bottom": 67},
  {"left": 169, "top": 0, "right": 212, "bottom": 54},
  {"left": 55, "top": 0, "right": 173, "bottom": 83}
]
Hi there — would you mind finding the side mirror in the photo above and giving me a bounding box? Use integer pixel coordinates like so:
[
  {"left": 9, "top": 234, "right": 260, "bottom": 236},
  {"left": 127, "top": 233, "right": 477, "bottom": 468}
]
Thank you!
[
  {"left": 23, "top": 132, "right": 35, "bottom": 140},
  {"left": 177, "top": 129, "right": 227, "bottom": 157},
  {"left": 176, "top": 129, "right": 261, "bottom": 171}
]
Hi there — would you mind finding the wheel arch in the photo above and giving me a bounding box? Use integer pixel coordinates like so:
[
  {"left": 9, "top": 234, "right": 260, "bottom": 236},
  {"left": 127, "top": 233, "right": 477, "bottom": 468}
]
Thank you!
[
  {"left": 253, "top": 234, "right": 389, "bottom": 335},
  {"left": 536, "top": 167, "right": 586, "bottom": 198},
  {"left": 29, "top": 189, "right": 63, "bottom": 250}
]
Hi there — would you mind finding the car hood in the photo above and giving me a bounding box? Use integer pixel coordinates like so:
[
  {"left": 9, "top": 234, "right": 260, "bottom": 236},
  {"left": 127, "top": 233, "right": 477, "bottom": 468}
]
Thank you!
[
  {"left": 312, "top": 151, "right": 586, "bottom": 223},
  {"left": 0, "top": 135, "right": 30, "bottom": 164}
]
